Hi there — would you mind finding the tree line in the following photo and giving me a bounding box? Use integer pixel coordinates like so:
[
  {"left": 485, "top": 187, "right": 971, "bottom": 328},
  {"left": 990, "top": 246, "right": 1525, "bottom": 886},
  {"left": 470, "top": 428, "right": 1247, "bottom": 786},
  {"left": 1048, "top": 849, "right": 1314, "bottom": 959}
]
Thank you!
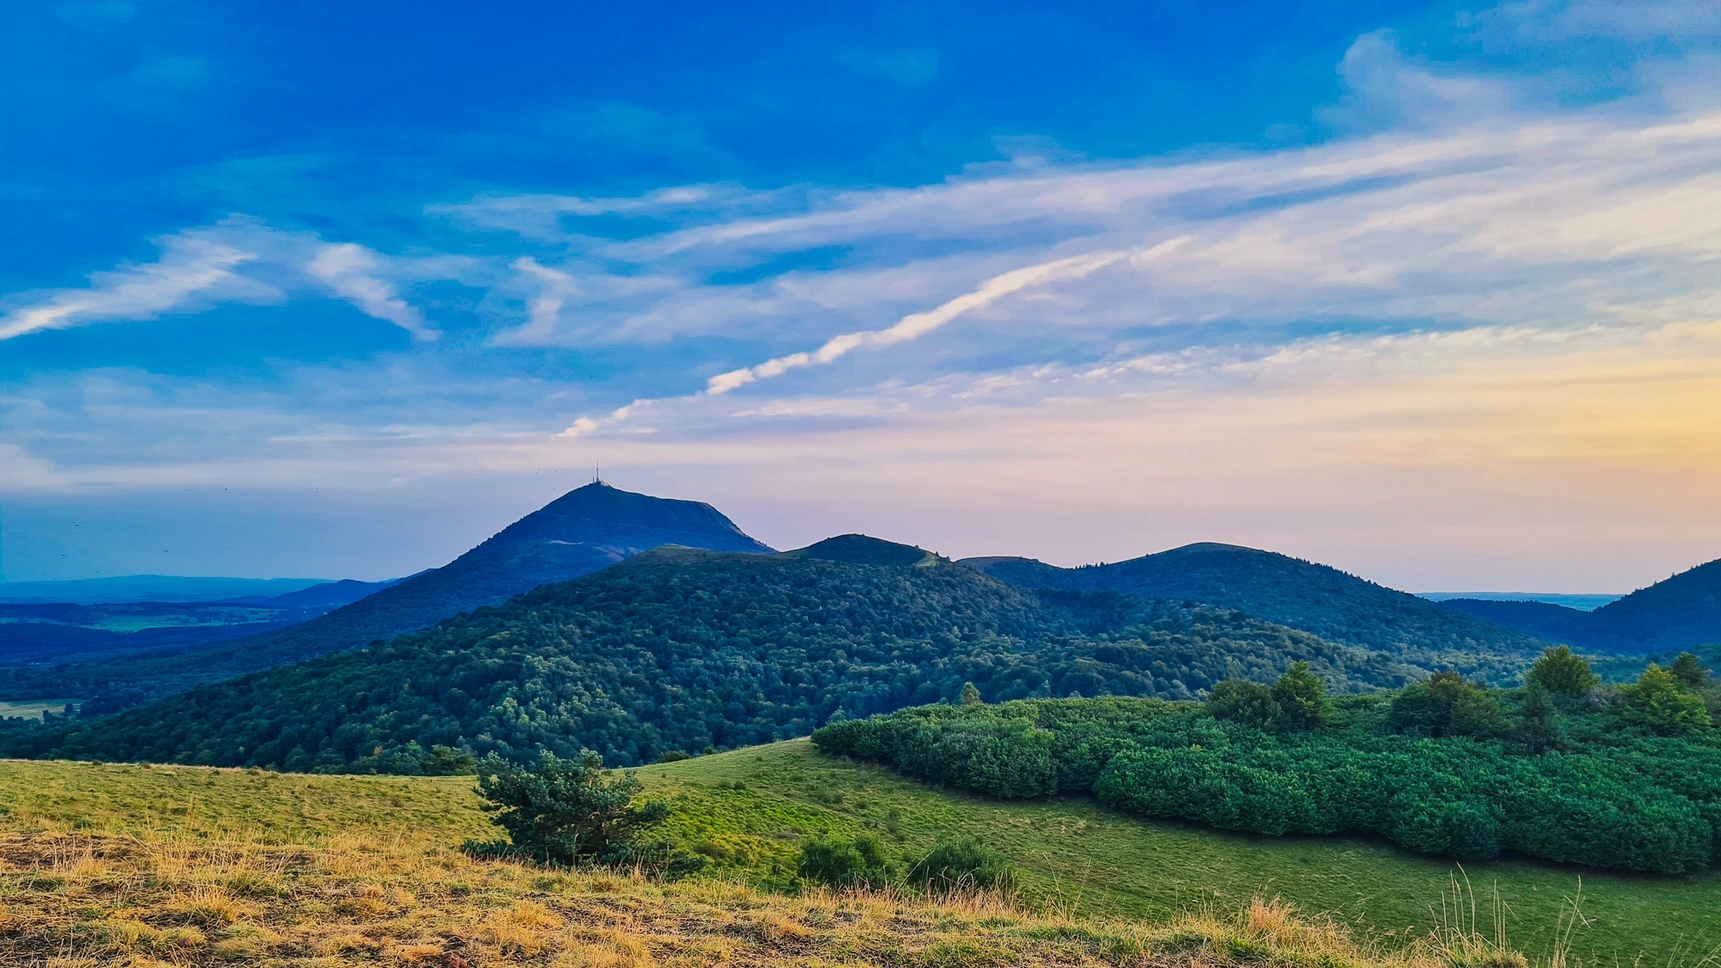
[{"left": 814, "top": 649, "right": 1721, "bottom": 874}]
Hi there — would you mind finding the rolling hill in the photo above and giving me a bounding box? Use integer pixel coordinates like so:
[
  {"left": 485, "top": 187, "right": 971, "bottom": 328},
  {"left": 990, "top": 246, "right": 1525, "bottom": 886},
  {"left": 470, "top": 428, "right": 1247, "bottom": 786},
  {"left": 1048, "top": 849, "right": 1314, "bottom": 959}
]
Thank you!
[
  {"left": 7, "top": 535, "right": 1538, "bottom": 772},
  {"left": 1440, "top": 556, "right": 1721, "bottom": 652},
  {"left": 0, "top": 481, "right": 773, "bottom": 710},
  {"left": 962, "top": 542, "right": 1551, "bottom": 672}
]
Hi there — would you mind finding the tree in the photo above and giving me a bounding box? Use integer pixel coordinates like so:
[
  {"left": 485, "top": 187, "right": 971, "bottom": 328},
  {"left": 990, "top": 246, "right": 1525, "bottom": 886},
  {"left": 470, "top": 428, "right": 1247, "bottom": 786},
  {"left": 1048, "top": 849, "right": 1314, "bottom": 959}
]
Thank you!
[
  {"left": 797, "top": 833, "right": 896, "bottom": 889},
  {"left": 1516, "top": 682, "right": 1563, "bottom": 753},
  {"left": 1526, "top": 646, "right": 1598, "bottom": 699},
  {"left": 467, "top": 749, "right": 668, "bottom": 865},
  {"left": 960, "top": 682, "right": 983, "bottom": 706},
  {"left": 1670, "top": 652, "right": 1711, "bottom": 689},
  {"left": 1616, "top": 665, "right": 1712, "bottom": 735},
  {"left": 1271, "top": 662, "right": 1332, "bottom": 731}
]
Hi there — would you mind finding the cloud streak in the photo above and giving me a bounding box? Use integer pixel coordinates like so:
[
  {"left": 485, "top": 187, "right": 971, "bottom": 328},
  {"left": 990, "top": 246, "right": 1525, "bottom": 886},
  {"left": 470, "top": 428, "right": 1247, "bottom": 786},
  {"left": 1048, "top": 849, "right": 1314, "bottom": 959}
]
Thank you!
[
  {"left": 0, "top": 234, "right": 264, "bottom": 340},
  {"left": 0, "top": 221, "right": 438, "bottom": 342}
]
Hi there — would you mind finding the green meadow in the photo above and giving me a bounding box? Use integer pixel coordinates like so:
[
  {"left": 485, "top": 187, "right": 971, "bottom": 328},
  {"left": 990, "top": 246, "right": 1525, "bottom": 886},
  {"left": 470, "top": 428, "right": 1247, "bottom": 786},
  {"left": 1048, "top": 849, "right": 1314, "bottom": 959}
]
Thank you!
[{"left": 3, "top": 741, "right": 1718, "bottom": 966}]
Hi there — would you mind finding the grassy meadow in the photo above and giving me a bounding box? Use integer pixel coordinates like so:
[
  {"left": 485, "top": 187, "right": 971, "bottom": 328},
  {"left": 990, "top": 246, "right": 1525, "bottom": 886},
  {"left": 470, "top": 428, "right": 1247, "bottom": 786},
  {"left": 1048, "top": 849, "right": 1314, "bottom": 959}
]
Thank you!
[
  {"left": 0, "top": 699, "right": 78, "bottom": 721},
  {"left": 1, "top": 742, "right": 1718, "bottom": 966}
]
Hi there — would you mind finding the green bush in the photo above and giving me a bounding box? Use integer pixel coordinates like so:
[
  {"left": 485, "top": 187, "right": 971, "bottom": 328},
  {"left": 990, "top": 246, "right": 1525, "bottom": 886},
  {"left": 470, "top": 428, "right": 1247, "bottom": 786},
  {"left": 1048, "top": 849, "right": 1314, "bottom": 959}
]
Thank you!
[
  {"left": 797, "top": 833, "right": 896, "bottom": 889},
  {"left": 1617, "top": 665, "right": 1712, "bottom": 735},
  {"left": 464, "top": 749, "right": 669, "bottom": 867},
  {"left": 1388, "top": 672, "right": 1507, "bottom": 738},
  {"left": 1527, "top": 646, "right": 1598, "bottom": 698},
  {"left": 907, "top": 837, "right": 1015, "bottom": 893},
  {"left": 1206, "top": 663, "right": 1331, "bottom": 733},
  {"left": 1206, "top": 679, "right": 1279, "bottom": 730}
]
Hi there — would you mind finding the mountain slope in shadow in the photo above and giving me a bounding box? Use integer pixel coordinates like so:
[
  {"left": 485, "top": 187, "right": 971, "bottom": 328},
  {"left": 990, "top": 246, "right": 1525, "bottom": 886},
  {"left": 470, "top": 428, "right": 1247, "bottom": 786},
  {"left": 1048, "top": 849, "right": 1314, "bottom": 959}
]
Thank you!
[
  {"left": 962, "top": 542, "right": 1551, "bottom": 664},
  {"left": 16, "top": 482, "right": 773, "bottom": 707}
]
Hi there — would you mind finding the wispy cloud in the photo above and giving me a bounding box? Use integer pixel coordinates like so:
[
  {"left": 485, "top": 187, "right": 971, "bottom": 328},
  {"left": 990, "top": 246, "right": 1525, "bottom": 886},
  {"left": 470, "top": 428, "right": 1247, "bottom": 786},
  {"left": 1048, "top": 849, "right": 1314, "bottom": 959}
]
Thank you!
[
  {"left": 0, "top": 233, "right": 266, "bottom": 340},
  {"left": 306, "top": 243, "right": 437, "bottom": 341},
  {"left": 0, "top": 220, "right": 437, "bottom": 342},
  {"left": 6, "top": 7, "right": 1721, "bottom": 588}
]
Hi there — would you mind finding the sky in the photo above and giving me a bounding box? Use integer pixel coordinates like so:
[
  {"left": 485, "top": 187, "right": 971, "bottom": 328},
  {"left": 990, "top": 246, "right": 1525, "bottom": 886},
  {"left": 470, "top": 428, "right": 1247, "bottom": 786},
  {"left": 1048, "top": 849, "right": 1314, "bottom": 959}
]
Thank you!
[{"left": 1, "top": 0, "right": 1718, "bottom": 591}]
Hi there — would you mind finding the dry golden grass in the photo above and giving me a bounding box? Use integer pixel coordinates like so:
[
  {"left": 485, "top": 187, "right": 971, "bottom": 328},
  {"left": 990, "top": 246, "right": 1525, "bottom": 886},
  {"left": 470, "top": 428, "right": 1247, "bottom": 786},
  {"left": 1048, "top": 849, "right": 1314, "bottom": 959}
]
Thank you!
[
  {"left": 0, "top": 826, "right": 1509, "bottom": 968},
  {"left": 0, "top": 757, "right": 1535, "bottom": 968}
]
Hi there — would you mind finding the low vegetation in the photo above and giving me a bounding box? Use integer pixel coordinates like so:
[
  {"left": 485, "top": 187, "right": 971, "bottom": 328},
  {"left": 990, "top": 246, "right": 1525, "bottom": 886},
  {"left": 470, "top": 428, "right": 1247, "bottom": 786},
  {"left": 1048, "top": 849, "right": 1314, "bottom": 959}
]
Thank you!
[
  {"left": 4, "top": 741, "right": 1720, "bottom": 965},
  {"left": 815, "top": 651, "right": 1721, "bottom": 873},
  {"left": 0, "top": 756, "right": 1551, "bottom": 968}
]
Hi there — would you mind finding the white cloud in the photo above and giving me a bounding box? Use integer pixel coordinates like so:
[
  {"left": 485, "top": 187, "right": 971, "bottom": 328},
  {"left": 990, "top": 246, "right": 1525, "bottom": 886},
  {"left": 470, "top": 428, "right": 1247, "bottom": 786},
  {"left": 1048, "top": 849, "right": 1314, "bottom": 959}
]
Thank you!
[
  {"left": 0, "top": 233, "right": 267, "bottom": 340},
  {"left": 307, "top": 243, "right": 437, "bottom": 341},
  {"left": 0, "top": 221, "right": 438, "bottom": 342}
]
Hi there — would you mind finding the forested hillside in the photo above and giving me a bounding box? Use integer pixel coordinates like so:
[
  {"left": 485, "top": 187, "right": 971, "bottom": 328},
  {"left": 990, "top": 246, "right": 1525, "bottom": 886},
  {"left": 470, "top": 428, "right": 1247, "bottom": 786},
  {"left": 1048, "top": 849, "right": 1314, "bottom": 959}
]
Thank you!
[
  {"left": 963, "top": 543, "right": 1551, "bottom": 670},
  {"left": 1444, "top": 556, "right": 1721, "bottom": 653},
  {"left": 0, "top": 482, "right": 773, "bottom": 712},
  {"left": 2, "top": 536, "right": 1519, "bottom": 772}
]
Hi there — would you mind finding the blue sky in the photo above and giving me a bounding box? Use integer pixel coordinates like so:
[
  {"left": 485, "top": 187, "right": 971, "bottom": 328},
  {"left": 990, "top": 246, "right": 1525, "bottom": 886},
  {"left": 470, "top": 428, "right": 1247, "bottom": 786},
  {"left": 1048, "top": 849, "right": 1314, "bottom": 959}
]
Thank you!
[{"left": 2, "top": 0, "right": 1718, "bottom": 589}]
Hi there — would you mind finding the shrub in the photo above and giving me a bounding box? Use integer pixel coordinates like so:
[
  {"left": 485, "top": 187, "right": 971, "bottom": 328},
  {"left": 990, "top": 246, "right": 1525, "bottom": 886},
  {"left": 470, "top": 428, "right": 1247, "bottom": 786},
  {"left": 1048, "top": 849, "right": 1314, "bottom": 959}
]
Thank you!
[
  {"left": 465, "top": 749, "right": 669, "bottom": 866},
  {"left": 907, "top": 837, "right": 1014, "bottom": 894},
  {"left": 1207, "top": 679, "right": 1279, "bottom": 730},
  {"left": 423, "top": 744, "right": 478, "bottom": 775},
  {"left": 1206, "top": 664, "right": 1331, "bottom": 733},
  {"left": 1526, "top": 646, "right": 1598, "bottom": 698},
  {"left": 797, "top": 833, "right": 896, "bottom": 889},
  {"left": 1617, "top": 665, "right": 1712, "bottom": 735},
  {"left": 1389, "top": 672, "right": 1506, "bottom": 738},
  {"left": 960, "top": 682, "right": 983, "bottom": 706}
]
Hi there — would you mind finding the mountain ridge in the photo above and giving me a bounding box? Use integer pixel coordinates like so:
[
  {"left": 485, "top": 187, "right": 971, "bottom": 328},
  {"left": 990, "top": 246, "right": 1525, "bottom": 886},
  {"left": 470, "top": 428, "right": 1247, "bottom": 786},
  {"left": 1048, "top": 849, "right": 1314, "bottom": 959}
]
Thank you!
[
  {"left": 960, "top": 542, "right": 1552, "bottom": 660},
  {"left": 1442, "top": 556, "right": 1721, "bottom": 652}
]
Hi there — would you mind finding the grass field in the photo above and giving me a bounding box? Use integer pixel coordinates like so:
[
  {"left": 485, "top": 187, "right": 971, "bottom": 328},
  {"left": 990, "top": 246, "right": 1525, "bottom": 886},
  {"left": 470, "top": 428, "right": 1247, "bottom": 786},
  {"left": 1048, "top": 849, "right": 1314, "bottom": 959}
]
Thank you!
[
  {"left": 1, "top": 742, "right": 1717, "bottom": 967},
  {"left": 0, "top": 758, "right": 1480, "bottom": 968},
  {"left": 0, "top": 699, "right": 77, "bottom": 721},
  {"left": 639, "top": 742, "right": 1721, "bottom": 968}
]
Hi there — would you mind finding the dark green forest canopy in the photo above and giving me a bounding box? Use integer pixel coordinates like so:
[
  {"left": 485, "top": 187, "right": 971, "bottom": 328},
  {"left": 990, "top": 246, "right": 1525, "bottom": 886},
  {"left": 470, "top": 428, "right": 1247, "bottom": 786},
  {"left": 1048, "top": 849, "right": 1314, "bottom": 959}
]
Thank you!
[
  {"left": 964, "top": 543, "right": 1553, "bottom": 663},
  {"left": 814, "top": 681, "right": 1721, "bottom": 874},
  {"left": 1, "top": 542, "right": 1536, "bottom": 773}
]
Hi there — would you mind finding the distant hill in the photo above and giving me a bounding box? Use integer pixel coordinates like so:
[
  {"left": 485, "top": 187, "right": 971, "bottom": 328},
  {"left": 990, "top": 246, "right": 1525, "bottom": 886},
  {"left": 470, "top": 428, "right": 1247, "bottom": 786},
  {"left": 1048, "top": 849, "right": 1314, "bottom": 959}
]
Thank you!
[
  {"left": 1434, "top": 599, "right": 1592, "bottom": 644},
  {"left": 0, "top": 575, "right": 329, "bottom": 604},
  {"left": 1443, "top": 557, "right": 1721, "bottom": 653},
  {"left": 961, "top": 543, "right": 1551, "bottom": 667},
  {"left": 0, "top": 482, "right": 773, "bottom": 710},
  {"left": 9, "top": 534, "right": 1542, "bottom": 771}
]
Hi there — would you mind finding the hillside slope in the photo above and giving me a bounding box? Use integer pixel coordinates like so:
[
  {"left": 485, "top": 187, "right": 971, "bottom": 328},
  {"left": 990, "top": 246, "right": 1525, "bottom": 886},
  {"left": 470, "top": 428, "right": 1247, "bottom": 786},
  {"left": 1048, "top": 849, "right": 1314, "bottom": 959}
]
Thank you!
[
  {"left": 7, "top": 535, "right": 1462, "bottom": 770},
  {"left": 1439, "top": 556, "right": 1721, "bottom": 652},
  {"left": 964, "top": 543, "right": 1549, "bottom": 671},
  {"left": 3, "top": 745, "right": 1716, "bottom": 966},
  {"left": 2, "top": 482, "right": 773, "bottom": 709}
]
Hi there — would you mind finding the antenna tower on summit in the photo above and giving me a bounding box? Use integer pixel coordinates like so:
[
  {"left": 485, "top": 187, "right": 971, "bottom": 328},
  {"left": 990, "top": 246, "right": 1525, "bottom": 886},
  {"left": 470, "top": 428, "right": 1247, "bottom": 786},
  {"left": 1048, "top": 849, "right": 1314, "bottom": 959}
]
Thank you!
[{"left": 593, "top": 464, "right": 602, "bottom": 484}]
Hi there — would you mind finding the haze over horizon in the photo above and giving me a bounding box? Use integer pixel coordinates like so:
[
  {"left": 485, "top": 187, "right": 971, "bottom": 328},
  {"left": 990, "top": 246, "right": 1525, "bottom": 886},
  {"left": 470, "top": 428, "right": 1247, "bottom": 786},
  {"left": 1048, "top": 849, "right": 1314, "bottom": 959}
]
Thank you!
[{"left": 2, "top": 1, "right": 1717, "bottom": 591}]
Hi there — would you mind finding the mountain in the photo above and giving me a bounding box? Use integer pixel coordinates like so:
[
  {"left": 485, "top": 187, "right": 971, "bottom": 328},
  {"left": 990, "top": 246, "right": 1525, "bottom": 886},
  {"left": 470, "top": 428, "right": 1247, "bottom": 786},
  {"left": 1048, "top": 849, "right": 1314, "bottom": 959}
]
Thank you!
[
  {"left": 0, "top": 482, "right": 774, "bottom": 710},
  {"left": 961, "top": 542, "right": 1551, "bottom": 666},
  {"left": 9, "top": 535, "right": 1534, "bottom": 772},
  {"left": 1443, "top": 557, "right": 1721, "bottom": 653}
]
